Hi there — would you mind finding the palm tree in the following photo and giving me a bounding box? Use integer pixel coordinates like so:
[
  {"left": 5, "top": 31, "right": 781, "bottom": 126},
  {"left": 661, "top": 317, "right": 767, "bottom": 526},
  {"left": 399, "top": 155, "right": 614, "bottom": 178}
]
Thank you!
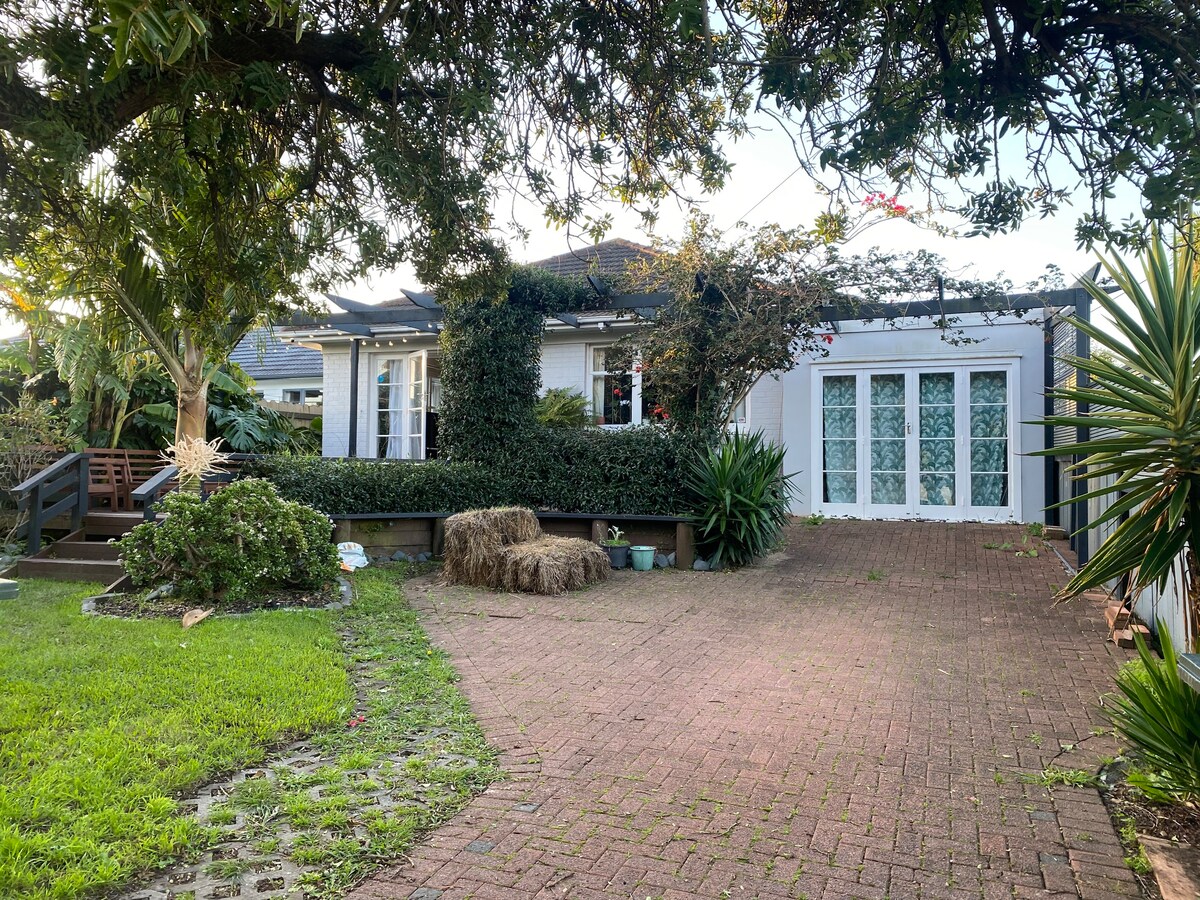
[{"left": 1044, "top": 221, "right": 1200, "bottom": 651}]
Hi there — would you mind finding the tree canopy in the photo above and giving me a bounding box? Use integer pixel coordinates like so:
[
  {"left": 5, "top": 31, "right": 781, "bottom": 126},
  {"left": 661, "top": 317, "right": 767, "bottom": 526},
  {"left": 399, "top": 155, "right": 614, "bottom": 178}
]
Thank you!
[{"left": 1, "top": 0, "right": 1195, "bottom": 284}]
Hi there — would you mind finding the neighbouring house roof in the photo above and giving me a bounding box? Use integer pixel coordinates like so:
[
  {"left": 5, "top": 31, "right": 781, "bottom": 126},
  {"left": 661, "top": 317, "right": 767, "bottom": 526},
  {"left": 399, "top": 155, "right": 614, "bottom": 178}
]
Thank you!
[
  {"left": 527, "top": 238, "right": 656, "bottom": 278},
  {"left": 230, "top": 328, "right": 323, "bottom": 380}
]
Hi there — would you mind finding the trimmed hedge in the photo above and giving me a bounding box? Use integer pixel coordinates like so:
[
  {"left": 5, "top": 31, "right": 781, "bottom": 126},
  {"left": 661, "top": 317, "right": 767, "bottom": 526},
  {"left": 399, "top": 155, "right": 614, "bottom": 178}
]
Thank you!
[{"left": 245, "top": 426, "right": 697, "bottom": 517}]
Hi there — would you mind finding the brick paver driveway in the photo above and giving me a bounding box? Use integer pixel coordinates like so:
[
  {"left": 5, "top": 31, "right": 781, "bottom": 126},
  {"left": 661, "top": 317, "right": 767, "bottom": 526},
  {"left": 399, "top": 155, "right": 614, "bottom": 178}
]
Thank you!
[{"left": 354, "top": 522, "right": 1140, "bottom": 900}]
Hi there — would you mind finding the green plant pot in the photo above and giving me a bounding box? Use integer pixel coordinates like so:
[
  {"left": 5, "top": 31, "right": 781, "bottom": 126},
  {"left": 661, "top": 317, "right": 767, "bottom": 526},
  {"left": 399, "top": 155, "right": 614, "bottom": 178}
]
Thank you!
[
  {"left": 602, "top": 543, "right": 629, "bottom": 569},
  {"left": 629, "top": 546, "right": 655, "bottom": 571}
]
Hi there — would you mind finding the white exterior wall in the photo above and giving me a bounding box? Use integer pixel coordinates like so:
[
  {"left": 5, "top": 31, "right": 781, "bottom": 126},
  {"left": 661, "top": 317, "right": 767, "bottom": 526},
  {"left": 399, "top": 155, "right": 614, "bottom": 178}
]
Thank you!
[
  {"left": 251, "top": 376, "right": 323, "bottom": 402},
  {"left": 321, "top": 345, "right": 352, "bottom": 456},
  {"left": 778, "top": 314, "right": 1049, "bottom": 522}
]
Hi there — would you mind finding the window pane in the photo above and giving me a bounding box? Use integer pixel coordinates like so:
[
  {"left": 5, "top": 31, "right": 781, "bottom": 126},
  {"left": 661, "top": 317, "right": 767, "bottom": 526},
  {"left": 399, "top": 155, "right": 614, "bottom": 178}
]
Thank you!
[
  {"left": 871, "top": 472, "right": 905, "bottom": 505},
  {"left": 918, "top": 372, "right": 955, "bottom": 506},
  {"left": 821, "top": 375, "right": 857, "bottom": 503},
  {"left": 969, "top": 371, "right": 1009, "bottom": 507}
]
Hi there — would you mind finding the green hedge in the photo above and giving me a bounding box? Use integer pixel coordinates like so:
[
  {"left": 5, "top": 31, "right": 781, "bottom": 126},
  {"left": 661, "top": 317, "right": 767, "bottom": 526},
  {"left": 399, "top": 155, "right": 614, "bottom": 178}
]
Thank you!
[{"left": 245, "top": 426, "right": 697, "bottom": 517}]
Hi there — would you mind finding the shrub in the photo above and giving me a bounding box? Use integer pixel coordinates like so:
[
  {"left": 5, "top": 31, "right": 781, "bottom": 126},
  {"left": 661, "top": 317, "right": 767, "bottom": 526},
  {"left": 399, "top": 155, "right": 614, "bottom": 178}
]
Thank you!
[
  {"left": 534, "top": 388, "right": 591, "bottom": 428},
  {"left": 243, "top": 456, "right": 505, "bottom": 515},
  {"left": 246, "top": 427, "right": 698, "bottom": 517},
  {"left": 1107, "top": 623, "right": 1200, "bottom": 802},
  {"left": 116, "top": 478, "right": 339, "bottom": 604},
  {"left": 685, "top": 431, "right": 795, "bottom": 567}
]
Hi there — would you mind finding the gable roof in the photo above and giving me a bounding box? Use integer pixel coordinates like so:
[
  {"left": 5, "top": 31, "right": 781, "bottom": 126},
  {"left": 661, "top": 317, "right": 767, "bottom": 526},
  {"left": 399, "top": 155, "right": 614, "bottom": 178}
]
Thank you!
[
  {"left": 230, "top": 328, "right": 323, "bottom": 380},
  {"left": 527, "top": 238, "right": 656, "bottom": 278}
]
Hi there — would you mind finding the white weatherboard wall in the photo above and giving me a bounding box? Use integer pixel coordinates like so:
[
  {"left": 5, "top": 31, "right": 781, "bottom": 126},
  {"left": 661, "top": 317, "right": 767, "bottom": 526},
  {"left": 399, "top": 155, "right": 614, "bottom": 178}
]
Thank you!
[{"left": 779, "top": 314, "right": 1049, "bottom": 522}]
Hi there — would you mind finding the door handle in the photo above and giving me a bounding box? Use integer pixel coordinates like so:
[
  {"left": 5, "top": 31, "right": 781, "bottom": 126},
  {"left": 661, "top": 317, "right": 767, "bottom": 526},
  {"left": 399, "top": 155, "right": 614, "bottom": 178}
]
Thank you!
[{"left": 906, "top": 422, "right": 912, "bottom": 435}]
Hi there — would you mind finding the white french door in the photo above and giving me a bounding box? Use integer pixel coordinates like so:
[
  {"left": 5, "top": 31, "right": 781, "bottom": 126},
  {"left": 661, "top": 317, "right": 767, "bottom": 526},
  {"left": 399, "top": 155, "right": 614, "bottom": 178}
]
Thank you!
[
  {"left": 814, "top": 362, "right": 1017, "bottom": 522},
  {"left": 374, "top": 350, "right": 428, "bottom": 459}
]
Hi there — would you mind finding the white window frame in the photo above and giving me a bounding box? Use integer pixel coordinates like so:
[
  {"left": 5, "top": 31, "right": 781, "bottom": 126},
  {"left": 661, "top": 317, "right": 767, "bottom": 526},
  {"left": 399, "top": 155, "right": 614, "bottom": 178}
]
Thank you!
[
  {"left": 371, "top": 351, "right": 429, "bottom": 460},
  {"left": 587, "top": 344, "right": 646, "bottom": 427},
  {"left": 809, "top": 357, "right": 1021, "bottom": 523}
]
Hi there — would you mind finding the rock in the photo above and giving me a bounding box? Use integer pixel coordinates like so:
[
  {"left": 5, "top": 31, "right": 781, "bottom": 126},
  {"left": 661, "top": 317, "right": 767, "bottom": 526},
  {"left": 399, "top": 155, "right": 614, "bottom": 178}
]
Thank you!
[
  {"left": 391, "top": 550, "right": 411, "bottom": 562},
  {"left": 667, "top": 552, "right": 676, "bottom": 567},
  {"left": 693, "top": 559, "right": 710, "bottom": 571},
  {"left": 416, "top": 552, "right": 431, "bottom": 562},
  {"left": 145, "top": 584, "right": 175, "bottom": 601},
  {"left": 654, "top": 553, "right": 669, "bottom": 568},
  {"left": 336, "top": 577, "right": 353, "bottom": 604},
  {"left": 710, "top": 557, "right": 725, "bottom": 571}
]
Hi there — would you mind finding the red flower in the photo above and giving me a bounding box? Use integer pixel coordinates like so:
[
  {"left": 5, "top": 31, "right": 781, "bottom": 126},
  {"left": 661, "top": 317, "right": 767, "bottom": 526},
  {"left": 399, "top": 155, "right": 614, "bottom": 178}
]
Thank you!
[
  {"left": 821, "top": 333, "right": 834, "bottom": 345},
  {"left": 347, "top": 714, "right": 366, "bottom": 728},
  {"left": 613, "top": 388, "right": 622, "bottom": 396}
]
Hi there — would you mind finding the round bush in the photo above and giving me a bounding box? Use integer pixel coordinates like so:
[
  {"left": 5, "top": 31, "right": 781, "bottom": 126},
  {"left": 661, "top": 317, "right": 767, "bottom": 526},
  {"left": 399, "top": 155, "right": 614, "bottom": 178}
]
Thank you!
[{"left": 116, "top": 478, "right": 340, "bottom": 604}]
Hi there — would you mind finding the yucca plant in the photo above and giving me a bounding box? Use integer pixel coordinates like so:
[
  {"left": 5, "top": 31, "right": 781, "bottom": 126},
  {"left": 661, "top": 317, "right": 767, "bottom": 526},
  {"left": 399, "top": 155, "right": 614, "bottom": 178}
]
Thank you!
[
  {"left": 1107, "top": 623, "right": 1200, "bottom": 801},
  {"left": 1041, "top": 221, "right": 1200, "bottom": 651},
  {"left": 685, "top": 431, "right": 795, "bottom": 567}
]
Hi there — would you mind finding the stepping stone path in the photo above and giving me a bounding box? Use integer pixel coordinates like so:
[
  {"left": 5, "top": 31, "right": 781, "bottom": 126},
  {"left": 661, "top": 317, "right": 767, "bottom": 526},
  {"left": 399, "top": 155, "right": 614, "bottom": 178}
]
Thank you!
[{"left": 121, "top": 631, "right": 481, "bottom": 900}]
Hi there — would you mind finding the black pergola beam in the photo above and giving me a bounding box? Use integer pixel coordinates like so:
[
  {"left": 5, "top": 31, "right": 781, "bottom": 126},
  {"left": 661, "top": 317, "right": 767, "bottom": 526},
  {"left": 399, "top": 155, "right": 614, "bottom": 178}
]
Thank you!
[{"left": 817, "top": 288, "right": 1088, "bottom": 323}]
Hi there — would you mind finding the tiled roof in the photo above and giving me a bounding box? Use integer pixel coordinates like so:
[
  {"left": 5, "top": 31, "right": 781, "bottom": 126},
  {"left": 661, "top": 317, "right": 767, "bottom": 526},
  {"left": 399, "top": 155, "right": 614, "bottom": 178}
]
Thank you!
[
  {"left": 527, "top": 238, "right": 657, "bottom": 278},
  {"left": 230, "top": 328, "right": 323, "bottom": 380}
]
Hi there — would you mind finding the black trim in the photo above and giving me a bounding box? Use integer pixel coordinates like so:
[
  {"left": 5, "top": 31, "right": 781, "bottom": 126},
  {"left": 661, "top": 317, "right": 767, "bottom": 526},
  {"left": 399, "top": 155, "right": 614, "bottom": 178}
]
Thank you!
[{"left": 348, "top": 339, "right": 360, "bottom": 458}]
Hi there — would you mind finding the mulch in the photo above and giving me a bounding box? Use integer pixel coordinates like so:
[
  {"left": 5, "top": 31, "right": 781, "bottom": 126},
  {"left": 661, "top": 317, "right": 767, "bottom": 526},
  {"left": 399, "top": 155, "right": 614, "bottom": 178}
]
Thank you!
[{"left": 88, "top": 586, "right": 339, "bottom": 619}]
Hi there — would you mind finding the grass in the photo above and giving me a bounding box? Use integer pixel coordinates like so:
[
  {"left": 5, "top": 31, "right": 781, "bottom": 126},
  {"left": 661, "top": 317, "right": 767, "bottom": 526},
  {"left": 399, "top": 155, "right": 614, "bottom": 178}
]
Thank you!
[
  {"left": 0, "top": 579, "right": 350, "bottom": 899},
  {"left": 0, "top": 567, "right": 497, "bottom": 900},
  {"left": 1022, "top": 767, "right": 1098, "bottom": 787}
]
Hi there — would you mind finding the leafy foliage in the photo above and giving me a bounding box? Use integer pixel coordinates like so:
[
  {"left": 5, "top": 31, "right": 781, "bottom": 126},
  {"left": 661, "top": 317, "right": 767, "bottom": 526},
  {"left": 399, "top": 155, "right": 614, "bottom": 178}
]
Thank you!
[
  {"left": 248, "top": 427, "right": 696, "bottom": 516},
  {"left": 1107, "top": 625, "right": 1200, "bottom": 802},
  {"left": 1040, "top": 221, "right": 1200, "bottom": 648},
  {"left": 614, "top": 212, "right": 1009, "bottom": 436},
  {"left": 116, "top": 479, "right": 339, "bottom": 604},
  {"left": 438, "top": 266, "right": 594, "bottom": 460},
  {"left": 534, "top": 388, "right": 592, "bottom": 429},
  {"left": 685, "top": 431, "right": 795, "bottom": 567}
]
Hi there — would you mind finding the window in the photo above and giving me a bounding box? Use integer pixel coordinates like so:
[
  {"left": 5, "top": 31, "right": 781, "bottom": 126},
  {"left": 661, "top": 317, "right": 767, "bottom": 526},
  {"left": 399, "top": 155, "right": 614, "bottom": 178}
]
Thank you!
[
  {"left": 590, "top": 346, "right": 635, "bottom": 426},
  {"left": 821, "top": 374, "right": 857, "bottom": 503},
  {"left": 969, "top": 371, "right": 1009, "bottom": 506},
  {"left": 283, "top": 388, "right": 322, "bottom": 406},
  {"left": 376, "top": 359, "right": 406, "bottom": 458}
]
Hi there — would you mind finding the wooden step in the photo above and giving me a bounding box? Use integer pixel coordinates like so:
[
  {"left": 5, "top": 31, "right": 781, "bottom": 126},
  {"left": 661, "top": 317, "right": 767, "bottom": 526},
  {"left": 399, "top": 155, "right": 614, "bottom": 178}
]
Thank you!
[
  {"left": 17, "top": 557, "right": 125, "bottom": 583},
  {"left": 45, "top": 540, "right": 121, "bottom": 561},
  {"left": 82, "top": 511, "right": 144, "bottom": 537}
]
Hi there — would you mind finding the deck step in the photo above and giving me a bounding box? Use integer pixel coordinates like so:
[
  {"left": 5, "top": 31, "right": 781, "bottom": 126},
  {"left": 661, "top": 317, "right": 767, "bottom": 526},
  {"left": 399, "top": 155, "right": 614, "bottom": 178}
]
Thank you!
[
  {"left": 46, "top": 540, "right": 122, "bottom": 561},
  {"left": 82, "top": 512, "right": 144, "bottom": 537},
  {"left": 17, "top": 557, "right": 125, "bottom": 583}
]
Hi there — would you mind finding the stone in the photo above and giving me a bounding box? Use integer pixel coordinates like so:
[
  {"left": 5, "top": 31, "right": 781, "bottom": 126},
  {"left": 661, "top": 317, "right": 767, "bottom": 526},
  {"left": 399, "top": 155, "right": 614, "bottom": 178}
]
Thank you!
[
  {"left": 710, "top": 557, "right": 725, "bottom": 571},
  {"left": 654, "top": 553, "right": 669, "bottom": 569},
  {"left": 464, "top": 839, "right": 495, "bottom": 854},
  {"left": 391, "top": 550, "right": 411, "bottom": 562},
  {"left": 144, "top": 583, "right": 174, "bottom": 601},
  {"left": 667, "top": 552, "right": 676, "bottom": 567},
  {"left": 336, "top": 577, "right": 353, "bottom": 604},
  {"left": 693, "top": 559, "right": 710, "bottom": 571},
  {"left": 0, "top": 578, "right": 17, "bottom": 600},
  {"left": 416, "top": 552, "right": 431, "bottom": 562}
]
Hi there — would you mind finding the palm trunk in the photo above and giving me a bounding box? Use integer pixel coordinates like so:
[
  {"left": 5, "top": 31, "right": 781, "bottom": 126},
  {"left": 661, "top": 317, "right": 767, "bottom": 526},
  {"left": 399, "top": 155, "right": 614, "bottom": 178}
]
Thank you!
[{"left": 174, "top": 331, "right": 209, "bottom": 493}]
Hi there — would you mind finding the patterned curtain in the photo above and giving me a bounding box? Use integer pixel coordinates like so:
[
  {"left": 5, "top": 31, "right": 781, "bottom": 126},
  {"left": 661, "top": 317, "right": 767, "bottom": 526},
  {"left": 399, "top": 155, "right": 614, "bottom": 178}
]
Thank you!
[
  {"left": 919, "top": 373, "right": 956, "bottom": 506},
  {"left": 870, "top": 374, "right": 906, "bottom": 504},
  {"left": 822, "top": 376, "right": 857, "bottom": 503},
  {"left": 970, "top": 372, "right": 1009, "bottom": 506}
]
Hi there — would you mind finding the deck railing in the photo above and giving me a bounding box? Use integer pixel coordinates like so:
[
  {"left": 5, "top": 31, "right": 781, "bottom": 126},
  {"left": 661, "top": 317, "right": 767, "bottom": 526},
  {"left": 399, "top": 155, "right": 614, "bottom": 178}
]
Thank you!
[{"left": 9, "top": 452, "right": 89, "bottom": 553}]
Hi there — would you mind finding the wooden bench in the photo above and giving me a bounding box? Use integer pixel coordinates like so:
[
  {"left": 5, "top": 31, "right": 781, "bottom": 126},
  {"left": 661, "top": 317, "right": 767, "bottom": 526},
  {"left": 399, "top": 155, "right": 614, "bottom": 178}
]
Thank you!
[{"left": 86, "top": 450, "right": 166, "bottom": 510}]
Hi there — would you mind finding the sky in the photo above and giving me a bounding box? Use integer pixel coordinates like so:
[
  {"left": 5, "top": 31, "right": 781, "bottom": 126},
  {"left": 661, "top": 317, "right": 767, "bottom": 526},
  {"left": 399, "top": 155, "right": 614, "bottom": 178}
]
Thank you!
[{"left": 336, "top": 111, "right": 1142, "bottom": 305}]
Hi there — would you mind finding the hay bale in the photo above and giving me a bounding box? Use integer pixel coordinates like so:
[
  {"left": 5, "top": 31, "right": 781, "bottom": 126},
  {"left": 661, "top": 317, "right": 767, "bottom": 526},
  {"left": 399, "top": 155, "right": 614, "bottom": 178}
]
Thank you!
[
  {"left": 498, "top": 536, "right": 610, "bottom": 595},
  {"left": 443, "top": 507, "right": 541, "bottom": 588}
]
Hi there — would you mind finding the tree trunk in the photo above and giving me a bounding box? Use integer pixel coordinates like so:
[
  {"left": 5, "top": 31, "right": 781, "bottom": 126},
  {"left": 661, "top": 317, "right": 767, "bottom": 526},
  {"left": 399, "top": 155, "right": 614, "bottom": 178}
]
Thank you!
[{"left": 174, "top": 331, "right": 209, "bottom": 493}]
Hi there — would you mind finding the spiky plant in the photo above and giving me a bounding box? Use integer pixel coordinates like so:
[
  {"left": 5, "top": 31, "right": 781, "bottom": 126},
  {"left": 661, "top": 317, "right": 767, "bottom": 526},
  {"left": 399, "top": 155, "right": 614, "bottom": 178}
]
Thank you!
[{"left": 1042, "top": 221, "right": 1200, "bottom": 650}]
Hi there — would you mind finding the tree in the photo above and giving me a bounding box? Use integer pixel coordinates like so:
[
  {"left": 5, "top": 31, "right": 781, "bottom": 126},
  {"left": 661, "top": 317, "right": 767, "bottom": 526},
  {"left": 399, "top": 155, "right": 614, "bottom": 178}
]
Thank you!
[
  {"left": 1043, "top": 221, "right": 1200, "bottom": 651},
  {"left": 611, "top": 210, "right": 1009, "bottom": 437}
]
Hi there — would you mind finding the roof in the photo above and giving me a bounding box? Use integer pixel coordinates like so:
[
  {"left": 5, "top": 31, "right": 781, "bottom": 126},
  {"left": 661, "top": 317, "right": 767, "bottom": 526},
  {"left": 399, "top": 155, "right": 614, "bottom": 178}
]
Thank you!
[
  {"left": 230, "top": 328, "right": 323, "bottom": 380},
  {"left": 527, "top": 238, "right": 656, "bottom": 278}
]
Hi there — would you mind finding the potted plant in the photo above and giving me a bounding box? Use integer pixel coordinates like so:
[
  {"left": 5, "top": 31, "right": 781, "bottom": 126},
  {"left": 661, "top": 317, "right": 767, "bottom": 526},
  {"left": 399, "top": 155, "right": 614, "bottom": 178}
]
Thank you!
[{"left": 600, "top": 526, "right": 631, "bottom": 569}]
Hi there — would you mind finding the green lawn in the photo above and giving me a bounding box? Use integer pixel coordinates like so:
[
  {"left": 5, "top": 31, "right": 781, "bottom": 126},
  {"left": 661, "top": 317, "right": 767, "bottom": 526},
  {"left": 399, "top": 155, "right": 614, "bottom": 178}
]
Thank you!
[{"left": 0, "top": 569, "right": 496, "bottom": 900}]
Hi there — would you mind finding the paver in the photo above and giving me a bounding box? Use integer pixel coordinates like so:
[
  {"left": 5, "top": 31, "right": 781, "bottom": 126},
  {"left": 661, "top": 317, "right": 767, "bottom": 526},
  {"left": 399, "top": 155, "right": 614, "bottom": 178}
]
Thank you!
[{"left": 353, "top": 521, "right": 1139, "bottom": 899}]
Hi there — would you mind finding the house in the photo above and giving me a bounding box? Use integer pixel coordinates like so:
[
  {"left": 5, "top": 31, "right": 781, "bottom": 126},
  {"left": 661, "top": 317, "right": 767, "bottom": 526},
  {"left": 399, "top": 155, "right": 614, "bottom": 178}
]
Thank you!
[
  {"left": 230, "top": 328, "right": 324, "bottom": 405},
  {"left": 281, "top": 239, "right": 1091, "bottom": 524}
]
